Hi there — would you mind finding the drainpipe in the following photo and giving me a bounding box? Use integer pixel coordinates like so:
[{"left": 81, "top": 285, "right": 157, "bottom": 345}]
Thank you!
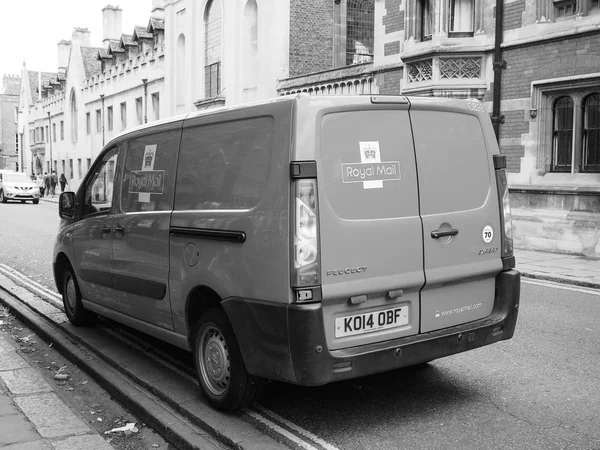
[
  {"left": 47, "top": 111, "right": 53, "bottom": 174},
  {"left": 142, "top": 78, "right": 148, "bottom": 124},
  {"left": 492, "top": 0, "right": 506, "bottom": 143},
  {"left": 100, "top": 94, "right": 105, "bottom": 146}
]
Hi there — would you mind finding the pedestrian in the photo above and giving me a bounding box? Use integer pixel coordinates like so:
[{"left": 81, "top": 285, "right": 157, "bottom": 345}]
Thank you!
[
  {"left": 43, "top": 173, "right": 50, "bottom": 197},
  {"left": 37, "top": 174, "right": 45, "bottom": 197},
  {"left": 59, "top": 173, "right": 68, "bottom": 193},
  {"left": 50, "top": 171, "right": 58, "bottom": 197}
]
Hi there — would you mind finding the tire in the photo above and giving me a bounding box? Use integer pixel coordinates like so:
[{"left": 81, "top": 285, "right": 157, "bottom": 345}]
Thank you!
[
  {"left": 193, "top": 308, "right": 262, "bottom": 412},
  {"left": 0, "top": 190, "right": 6, "bottom": 203},
  {"left": 61, "top": 265, "right": 97, "bottom": 326},
  {"left": 33, "top": 199, "right": 39, "bottom": 204}
]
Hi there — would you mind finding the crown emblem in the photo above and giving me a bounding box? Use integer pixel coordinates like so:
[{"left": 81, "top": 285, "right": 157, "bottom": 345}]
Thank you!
[
  {"left": 363, "top": 146, "right": 376, "bottom": 159},
  {"left": 144, "top": 151, "right": 154, "bottom": 168}
]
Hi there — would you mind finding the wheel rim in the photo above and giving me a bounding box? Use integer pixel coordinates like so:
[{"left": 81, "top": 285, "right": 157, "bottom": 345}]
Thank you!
[
  {"left": 64, "top": 274, "right": 77, "bottom": 312},
  {"left": 198, "top": 325, "right": 231, "bottom": 396}
]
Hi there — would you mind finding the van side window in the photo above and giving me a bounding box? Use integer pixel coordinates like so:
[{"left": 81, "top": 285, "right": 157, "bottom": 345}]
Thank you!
[
  {"left": 175, "top": 116, "right": 273, "bottom": 211},
  {"left": 83, "top": 148, "right": 118, "bottom": 216},
  {"left": 119, "top": 130, "right": 180, "bottom": 213}
]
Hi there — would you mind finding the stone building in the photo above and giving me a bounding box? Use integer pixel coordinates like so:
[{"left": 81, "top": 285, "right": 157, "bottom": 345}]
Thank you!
[{"left": 0, "top": 75, "right": 20, "bottom": 170}]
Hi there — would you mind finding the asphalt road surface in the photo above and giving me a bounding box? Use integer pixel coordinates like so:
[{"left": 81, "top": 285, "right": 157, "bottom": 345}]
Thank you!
[{"left": 1, "top": 200, "right": 599, "bottom": 450}]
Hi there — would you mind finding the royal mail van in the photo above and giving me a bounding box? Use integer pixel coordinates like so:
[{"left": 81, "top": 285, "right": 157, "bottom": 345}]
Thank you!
[{"left": 53, "top": 94, "right": 520, "bottom": 412}]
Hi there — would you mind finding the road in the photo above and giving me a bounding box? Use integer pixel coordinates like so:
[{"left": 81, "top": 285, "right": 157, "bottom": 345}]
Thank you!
[{"left": 1, "top": 200, "right": 599, "bottom": 450}]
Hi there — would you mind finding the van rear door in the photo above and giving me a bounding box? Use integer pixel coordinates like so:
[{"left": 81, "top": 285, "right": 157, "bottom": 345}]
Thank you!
[
  {"left": 409, "top": 102, "right": 502, "bottom": 333},
  {"left": 316, "top": 104, "right": 423, "bottom": 350}
]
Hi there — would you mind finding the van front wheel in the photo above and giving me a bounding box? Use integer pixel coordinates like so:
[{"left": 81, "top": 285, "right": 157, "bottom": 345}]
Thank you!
[
  {"left": 193, "top": 308, "right": 262, "bottom": 412},
  {"left": 61, "top": 266, "right": 97, "bottom": 326}
]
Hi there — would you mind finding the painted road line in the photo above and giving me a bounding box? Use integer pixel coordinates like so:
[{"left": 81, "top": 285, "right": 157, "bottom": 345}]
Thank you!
[
  {"left": 0, "top": 264, "right": 62, "bottom": 306},
  {"left": 246, "top": 409, "right": 322, "bottom": 450},
  {"left": 522, "top": 278, "right": 600, "bottom": 296},
  {"left": 253, "top": 405, "right": 341, "bottom": 450}
]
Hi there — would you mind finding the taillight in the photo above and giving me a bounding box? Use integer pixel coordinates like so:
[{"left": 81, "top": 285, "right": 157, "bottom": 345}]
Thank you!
[
  {"left": 494, "top": 155, "right": 514, "bottom": 269},
  {"left": 292, "top": 178, "right": 321, "bottom": 289}
]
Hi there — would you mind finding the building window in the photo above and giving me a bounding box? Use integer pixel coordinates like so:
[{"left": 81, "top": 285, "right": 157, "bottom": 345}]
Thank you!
[
  {"left": 135, "top": 97, "right": 143, "bottom": 125},
  {"left": 449, "top": 0, "right": 474, "bottom": 35},
  {"left": 62, "top": 160, "right": 66, "bottom": 176},
  {"left": 551, "top": 96, "right": 574, "bottom": 172},
  {"left": 69, "top": 159, "right": 74, "bottom": 179},
  {"left": 78, "top": 158, "right": 83, "bottom": 178},
  {"left": 87, "top": 158, "right": 92, "bottom": 171},
  {"left": 582, "top": 94, "right": 600, "bottom": 172},
  {"left": 70, "top": 89, "right": 78, "bottom": 143},
  {"left": 553, "top": 0, "right": 577, "bottom": 16},
  {"left": 419, "top": 0, "right": 433, "bottom": 41},
  {"left": 86, "top": 112, "right": 91, "bottom": 135},
  {"left": 346, "top": 0, "right": 374, "bottom": 65},
  {"left": 177, "top": 34, "right": 187, "bottom": 109},
  {"left": 96, "top": 109, "right": 102, "bottom": 132},
  {"left": 204, "top": 0, "right": 222, "bottom": 99},
  {"left": 53, "top": 124, "right": 56, "bottom": 142},
  {"left": 41, "top": 127, "right": 45, "bottom": 142},
  {"left": 151, "top": 93, "right": 160, "bottom": 120},
  {"left": 242, "top": 0, "right": 258, "bottom": 101},
  {"left": 60, "top": 121, "right": 64, "bottom": 140},
  {"left": 120, "top": 102, "right": 127, "bottom": 129},
  {"left": 107, "top": 106, "right": 114, "bottom": 131}
]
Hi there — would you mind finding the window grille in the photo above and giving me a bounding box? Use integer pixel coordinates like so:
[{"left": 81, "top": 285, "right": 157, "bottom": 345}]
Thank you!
[
  {"left": 582, "top": 94, "right": 600, "bottom": 172},
  {"left": 346, "top": 0, "right": 374, "bottom": 65},
  {"left": 551, "top": 96, "right": 574, "bottom": 172}
]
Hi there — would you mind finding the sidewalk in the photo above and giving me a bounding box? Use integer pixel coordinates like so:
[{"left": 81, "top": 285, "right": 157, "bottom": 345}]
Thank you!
[{"left": 0, "top": 332, "right": 114, "bottom": 450}]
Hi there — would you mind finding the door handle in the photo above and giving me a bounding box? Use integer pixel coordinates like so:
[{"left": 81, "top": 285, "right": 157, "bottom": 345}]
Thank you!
[
  {"left": 431, "top": 228, "right": 459, "bottom": 239},
  {"left": 101, "top": 225, "right": 111, "bottom": 233},
  {"left": 113, "top": 225, "right": 125, "bottom": 234}
]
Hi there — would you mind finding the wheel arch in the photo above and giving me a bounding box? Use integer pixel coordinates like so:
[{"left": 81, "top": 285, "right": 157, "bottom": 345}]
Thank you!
[
  {"left": 185, "top": 285, "right": 223, "bottom": 348},
  {"left": 53, "top": 252, "right": 72, "bottom": 294}
]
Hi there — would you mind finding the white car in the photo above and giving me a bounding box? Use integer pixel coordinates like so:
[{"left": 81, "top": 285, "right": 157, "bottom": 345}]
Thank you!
[{"left": 0, "top": 170, "right": 41, "bottom": 204}]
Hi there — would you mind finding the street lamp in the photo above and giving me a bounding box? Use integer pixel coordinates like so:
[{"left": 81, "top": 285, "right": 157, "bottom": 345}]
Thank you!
[{"left": 47, "top": 111, "right": 53, "bottom": 174}]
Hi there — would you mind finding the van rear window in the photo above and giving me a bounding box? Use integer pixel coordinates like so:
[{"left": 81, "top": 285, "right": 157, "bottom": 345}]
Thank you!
[
  {"left": 410, "top": 111, "right": 490, "bottom": 215},
  {"left": 319, "top": 110, "right": 420, "bottom": 220},
  {"left": 175, "top": 117, "right": 273, "bottom": 211}
]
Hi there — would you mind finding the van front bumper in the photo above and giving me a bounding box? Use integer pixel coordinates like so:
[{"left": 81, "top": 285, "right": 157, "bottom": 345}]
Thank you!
[{"left": 224, "top": 269, "right": 520, "bottom": 386}]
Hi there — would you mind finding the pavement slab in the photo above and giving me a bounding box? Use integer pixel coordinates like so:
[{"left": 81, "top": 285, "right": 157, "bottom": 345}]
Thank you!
[
  {"left": 0, "top": 413, "right": 40, "bottom": 446},
  {"left": 3, "top": 441, "right": 51, "bottom": 450},
  {"left": 0, "top": 350, "right": 30, "bottom": 371},
  {"left": 13, "top": 392, "right": 92, "bottom": 439},
  {"left": 51, "top": 435, "right": 115, "bottom": 450},
  {"left": 0, "top": 367, "right": 52, "bottom": 395}
]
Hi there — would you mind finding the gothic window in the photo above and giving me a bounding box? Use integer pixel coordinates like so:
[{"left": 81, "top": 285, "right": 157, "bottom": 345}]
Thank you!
[
  {"left": 551, "top": 96, "right": 574, "bottom": 172},
  {"left": 346, "top": 0, "right": 374, "bottom": 65},
  {"left": 70, "top": 89, "right": 78, "bottom": 144},
  {"left": 582, "top": 94, "right": 600, "bottom": 172},
  {"left": 419, "top": 0, "right": 433, "bottom": 41},
  {"left": 204, "top": 0, "right": 222, "bottom": 99},
  {"left": 449, "top": 0, "right": 474, "bottom": 36}
]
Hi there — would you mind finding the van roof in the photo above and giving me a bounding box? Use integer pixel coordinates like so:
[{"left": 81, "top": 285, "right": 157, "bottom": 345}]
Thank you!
[{"left": 104, "top": 94, "right": 485, "bottom": 148}]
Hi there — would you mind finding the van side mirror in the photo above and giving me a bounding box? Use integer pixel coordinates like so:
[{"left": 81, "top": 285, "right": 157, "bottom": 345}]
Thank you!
[{"left": 59, "top": 192, "right": 76, "bottom": 219}]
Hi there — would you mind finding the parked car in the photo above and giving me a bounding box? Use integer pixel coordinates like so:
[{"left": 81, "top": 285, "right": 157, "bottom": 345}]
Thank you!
[
  {"left": 0, "top": 170, "right": 40, "bottom": 204},
  {"left": 53, "top": 94, "right": 520, "bottom": 412}
]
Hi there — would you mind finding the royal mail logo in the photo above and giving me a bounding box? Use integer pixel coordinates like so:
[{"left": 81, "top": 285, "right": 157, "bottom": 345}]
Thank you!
[
  {"left": 341, "top": 162, "right": 401, "bottom": 183},
  {"left": 341, "top": 141, "right": 402, "bottom": 189},
  {"left": 129, "top": 170, "right": 165, "bottom": 194}
]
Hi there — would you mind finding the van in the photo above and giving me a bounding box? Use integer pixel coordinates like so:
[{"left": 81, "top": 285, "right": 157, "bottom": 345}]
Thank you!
[{"left": 53, "top": 94, "right": 520, "bottom": 412}]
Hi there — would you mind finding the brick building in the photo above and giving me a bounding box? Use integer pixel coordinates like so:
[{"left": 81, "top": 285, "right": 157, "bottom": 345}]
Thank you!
[
  {"left": 278, "top": 0, "right": 600, "bottom": 257},
  {"left": 0, "top": 75, "right": 20, "bottom": 170}
]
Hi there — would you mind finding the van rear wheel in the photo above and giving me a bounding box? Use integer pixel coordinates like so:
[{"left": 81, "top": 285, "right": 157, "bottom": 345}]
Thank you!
[
  {"left": 61, "top": 266, "right": 97, "bottom": 326},
  {"left": 193, "top": 308, "right": 262, "bottom": 412}
]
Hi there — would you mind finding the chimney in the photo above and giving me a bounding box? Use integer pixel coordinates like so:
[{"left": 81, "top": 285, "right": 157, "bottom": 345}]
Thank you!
[
  {"left": 151, "top": 0, "right": 165, "bottom": 18},
  {"left": 72, "top": 28, "right": 91, "bottom": 47},
  {"left": 103, "top": 5, "right": 123, "bottom": 48},
  {"left": 57, "top": 40, "right": 71, "bottom": 72}
]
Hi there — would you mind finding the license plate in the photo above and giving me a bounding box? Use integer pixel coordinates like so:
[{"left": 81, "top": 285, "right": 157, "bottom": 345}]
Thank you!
[{"left": 335, "top": 306, "right": 409, "bottom": 338}]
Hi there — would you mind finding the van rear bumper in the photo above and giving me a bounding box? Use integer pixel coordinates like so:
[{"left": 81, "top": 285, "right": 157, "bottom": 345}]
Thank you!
[{"left": 224, "top": 269, "right": 520, "bottom": 386}]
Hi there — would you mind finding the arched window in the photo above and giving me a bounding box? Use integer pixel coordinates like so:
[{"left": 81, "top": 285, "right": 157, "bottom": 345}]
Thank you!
[
  {"left": 70, "top": 89, "right": 78, "bottom": 143},
  {"left": 551, "top": 96, "right": 574, "bottom": 172},
  {"left": 204, "top": 0, "right": 222, "bottom": 99},
  {"left": 582, "top": 93, "right": 600, "bottom": 172},
  {"left": 242, "top": 0, "right": 258, "bottom": 100},
  {"left": 176, "top": 34, "right": 187, "bottom": 109},
  {"left": 346, "top": 0, "right": 374, "bottom": 65}
]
